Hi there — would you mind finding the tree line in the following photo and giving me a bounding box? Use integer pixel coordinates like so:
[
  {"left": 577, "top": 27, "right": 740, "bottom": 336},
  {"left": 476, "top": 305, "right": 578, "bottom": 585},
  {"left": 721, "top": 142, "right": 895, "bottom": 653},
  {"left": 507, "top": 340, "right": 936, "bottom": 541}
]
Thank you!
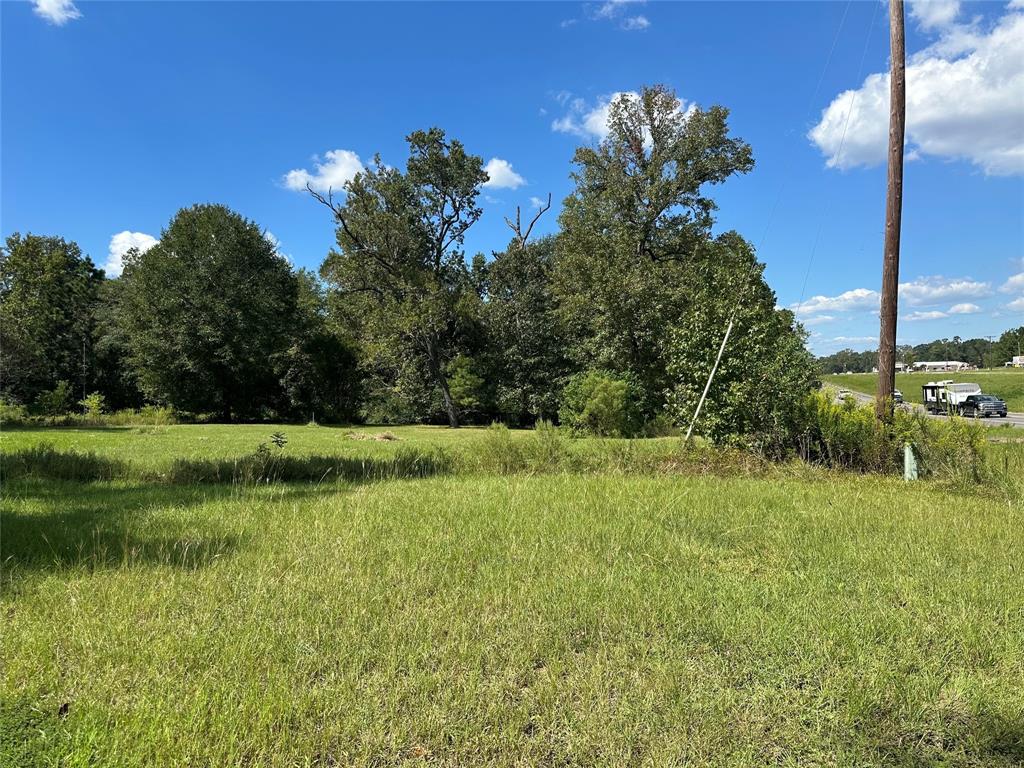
[
  {"left": 817, "top": 330, "right": 1024, "bottom": 374},
  {"left": 1, "top": 86, "right": 817, "bottom": 447}
]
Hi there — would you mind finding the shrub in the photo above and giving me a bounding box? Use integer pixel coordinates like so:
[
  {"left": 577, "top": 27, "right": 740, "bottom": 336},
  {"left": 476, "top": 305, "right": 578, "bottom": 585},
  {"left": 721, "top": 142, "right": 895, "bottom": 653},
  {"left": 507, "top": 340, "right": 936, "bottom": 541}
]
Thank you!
[
  {"left": 559, "top": 371, "right": 643, "bottom": 437},
  {"left": 34, "top": 381, "right": 74, "bottom": 416},
  {"left": 477, "top": 423, "right": 527, "bottom": 474},
  {"left": 530, "top": 419, "right": 569, "bottom": 470},
  {"left": 796, "top": 391, "right": 1008, "bottom": 489},
  {"left": 0, "top": 400, "right": 29, "bottom": 425},
  {"left": 80, "top": 392, "right": 107, "bottom": 419},
  {"left": 641, "top": 413, "right": 681, "bottom": 438},
  {"left": 796, "top": 391, "right": 896, "bottom": 472}
]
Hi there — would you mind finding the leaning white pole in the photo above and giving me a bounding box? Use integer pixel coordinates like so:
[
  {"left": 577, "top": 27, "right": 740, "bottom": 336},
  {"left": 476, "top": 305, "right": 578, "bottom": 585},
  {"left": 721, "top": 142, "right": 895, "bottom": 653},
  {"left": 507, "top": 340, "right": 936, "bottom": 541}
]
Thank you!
[{"left": 684, "top": 318, "right": 735, "bottom": 444}]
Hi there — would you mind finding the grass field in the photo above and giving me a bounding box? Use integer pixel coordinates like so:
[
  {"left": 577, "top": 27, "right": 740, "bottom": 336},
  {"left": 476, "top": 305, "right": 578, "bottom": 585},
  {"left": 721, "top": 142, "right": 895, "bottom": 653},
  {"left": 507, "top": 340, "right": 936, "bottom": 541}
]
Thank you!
[
  {"left": 824, "top": 369, "right": 1024, "bottom": 411},
  {"left": 3, "top": 426, "right": 1023, "bottom": 766}
]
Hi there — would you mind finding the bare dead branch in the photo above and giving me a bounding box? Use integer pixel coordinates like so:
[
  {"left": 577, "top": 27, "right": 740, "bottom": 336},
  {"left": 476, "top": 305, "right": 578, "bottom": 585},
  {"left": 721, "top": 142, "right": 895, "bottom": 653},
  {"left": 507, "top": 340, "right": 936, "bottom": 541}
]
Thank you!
[{"left": 504, "top": 192, "right": 552, "bottom": 251}]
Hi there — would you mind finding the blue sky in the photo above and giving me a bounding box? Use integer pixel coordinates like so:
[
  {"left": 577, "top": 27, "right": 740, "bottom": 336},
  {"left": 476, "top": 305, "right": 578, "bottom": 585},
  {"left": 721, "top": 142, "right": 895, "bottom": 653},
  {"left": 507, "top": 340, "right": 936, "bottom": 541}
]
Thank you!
[{"left": 3, "top": 0, "right": 1022, "bottom": 354}]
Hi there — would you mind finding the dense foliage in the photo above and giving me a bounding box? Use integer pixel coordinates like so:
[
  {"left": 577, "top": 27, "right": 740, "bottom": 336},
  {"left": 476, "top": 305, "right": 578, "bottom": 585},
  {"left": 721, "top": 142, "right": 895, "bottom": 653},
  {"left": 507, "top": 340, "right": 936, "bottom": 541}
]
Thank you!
[
  {"left": 119, "top": 205, "right": 299, "bottom": 421},
  {"left": 7, "top": 84, "right": 1013, "bottom": 452},
  {"left": 0, "top": 233, "right": 103, "bottom": 407}
]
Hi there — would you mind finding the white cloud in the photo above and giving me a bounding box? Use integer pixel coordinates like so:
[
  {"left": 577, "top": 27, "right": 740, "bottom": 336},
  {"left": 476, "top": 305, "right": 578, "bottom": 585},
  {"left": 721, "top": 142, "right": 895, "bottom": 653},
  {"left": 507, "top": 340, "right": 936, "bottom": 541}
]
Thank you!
[
  {"left": 1000, "top": 272, "right": 1024, "bottom": 292},
  {"left": 1006, "top": 296, "right": 1024, "bottom": 311},
  {"left": 562, "top": 1, "right": 650, "bottom": 32},
  {"left": 106, "top": 231, "right": 157, "bottom": 277},
  {"left": 795, "top": 277, "right": 996, "bottom": 318},
  {"left": 33, "top": 0, "right": 81, "bottom": 25},
  {"left": 529, "top": 196, "right": 547, "bottom": 209},
  {"left": 482, "top": 158, "right": 526, "bottom": 190},
  {"left": 595, "top": 0, "right": 638, "bottom": 20},
  {"left": 621, "top": 15, "right": 650, "bottom": 31},
  {"left": 906, "top": 310, "right": 949, "bottom": 321},
  {"left": 809, "top": 7, "right": 1024, "bottom": 175},
  {"left": 948, "top": 302, "right": 981, "bottom": 314},
  {"left": 800, "top": 315, "right": 836, "bottom": 326},
  {"left": 552, "top": 90, "right": 693, "bottom": 141},
  {"left": 898, "top": 275, "right": 991, "bottom": 305},
  {"left": 283, "top": 149, "right": 364, "bottom": 194},
  {"left": 793, "top": 287, "right": 880, "bottom": 315},
  {"left": 908, "top": 0, "right": 960, "bottom": 31},
  {"left": 831, "top": 335, "right": 878, "bottom": 344}
]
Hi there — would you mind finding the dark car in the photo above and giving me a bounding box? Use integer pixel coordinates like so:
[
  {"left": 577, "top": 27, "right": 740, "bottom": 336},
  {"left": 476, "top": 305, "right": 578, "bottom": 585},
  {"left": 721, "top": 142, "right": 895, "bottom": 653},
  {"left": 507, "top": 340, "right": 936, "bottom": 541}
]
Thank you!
[{"left": 960, "top": 394, "right": 1007, "bottom": 418}]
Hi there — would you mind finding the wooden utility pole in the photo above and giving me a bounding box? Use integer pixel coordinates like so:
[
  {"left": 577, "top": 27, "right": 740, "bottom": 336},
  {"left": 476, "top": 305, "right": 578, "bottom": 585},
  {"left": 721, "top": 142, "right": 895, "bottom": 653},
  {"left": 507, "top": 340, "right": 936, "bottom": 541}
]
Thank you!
[{"left": 876, "top": 0, "right": 906, "bottom": 422}]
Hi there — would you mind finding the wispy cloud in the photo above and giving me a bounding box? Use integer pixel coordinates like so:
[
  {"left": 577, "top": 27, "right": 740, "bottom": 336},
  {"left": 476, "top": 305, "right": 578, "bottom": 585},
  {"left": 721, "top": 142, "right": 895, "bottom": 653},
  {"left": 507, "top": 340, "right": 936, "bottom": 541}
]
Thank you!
[
  {"left": 999, "top": 272, "right": 1024, "bottom": 293},
  {"left": 792, "top": 288, "right": 880, "bottom": 315},
  {"left": 898, "top": 275, "right": 991, "bottom": 306},
  {"left": 947, "top": 302, "right": 981, "bottom": 314},
  {"left": 905, "top": 310, "right": 949, "bottom": 321},
  {"left": 33, "top": 0, "right": 81, "bottom": 25},
  {"left": 561, "top": 0, "right": 651, "bottom": 31}
]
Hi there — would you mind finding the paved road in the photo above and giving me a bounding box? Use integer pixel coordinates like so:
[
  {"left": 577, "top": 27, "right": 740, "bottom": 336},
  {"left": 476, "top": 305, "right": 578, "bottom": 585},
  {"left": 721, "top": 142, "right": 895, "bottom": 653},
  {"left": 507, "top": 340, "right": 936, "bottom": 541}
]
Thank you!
[{"left": 835, "top": 388, "right": 1024, "bottom": 429}]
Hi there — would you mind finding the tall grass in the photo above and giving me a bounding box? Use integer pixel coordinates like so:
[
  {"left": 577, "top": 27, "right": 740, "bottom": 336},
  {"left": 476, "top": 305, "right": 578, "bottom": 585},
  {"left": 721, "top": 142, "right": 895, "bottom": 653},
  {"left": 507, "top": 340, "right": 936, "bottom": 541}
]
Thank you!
[
  {"left": 3, "top": 474, "right": 1022, "bottom": 766},
  {"left": 0, "top": 405, "right": 178, "bottom": 427}
]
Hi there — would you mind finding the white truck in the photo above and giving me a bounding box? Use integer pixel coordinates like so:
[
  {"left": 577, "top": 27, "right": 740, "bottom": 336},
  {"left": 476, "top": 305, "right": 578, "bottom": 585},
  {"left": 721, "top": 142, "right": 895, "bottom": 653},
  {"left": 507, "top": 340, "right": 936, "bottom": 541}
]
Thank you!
[{"left": 921, "top": 380, "right": 981, "bottom": 414}]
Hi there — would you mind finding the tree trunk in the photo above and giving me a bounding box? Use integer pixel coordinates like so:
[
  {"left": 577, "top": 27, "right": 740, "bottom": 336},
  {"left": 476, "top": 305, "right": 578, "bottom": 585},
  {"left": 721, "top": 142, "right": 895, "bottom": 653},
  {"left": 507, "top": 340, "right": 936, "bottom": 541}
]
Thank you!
[{"left": 424, "top": 336, "right": 459, "bottom": 428}]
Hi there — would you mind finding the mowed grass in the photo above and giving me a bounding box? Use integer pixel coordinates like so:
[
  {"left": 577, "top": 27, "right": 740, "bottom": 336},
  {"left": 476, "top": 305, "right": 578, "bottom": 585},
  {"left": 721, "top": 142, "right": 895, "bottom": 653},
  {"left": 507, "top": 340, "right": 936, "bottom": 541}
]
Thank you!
[
  {"left": 825, "top": 370, "right": 1024, "bottom": 411},
  {"left": 2, "top": 427, "right": 1023, "bottom": 766}
]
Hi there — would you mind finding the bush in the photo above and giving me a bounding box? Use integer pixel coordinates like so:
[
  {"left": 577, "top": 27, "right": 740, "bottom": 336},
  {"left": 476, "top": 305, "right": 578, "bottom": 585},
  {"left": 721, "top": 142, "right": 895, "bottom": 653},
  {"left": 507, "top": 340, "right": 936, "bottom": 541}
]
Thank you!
[
  {"left": 641, "top": 413, "right": 681, "bottom": 438},
  {"left": 796, "top": 391, "right": 896, "bottom": 472},
  {"left": 559, "top": 371, "right": 643, "bottom": 437},
  {"left": 530, "top": 419, "right": 569, "bottom": 470},
  {"left": 796, "top": 392, "right": 1007, "bottom": 490},
  {"left": 80, "top": 392, "right": 106, "bottom": 419},
  {"left": 0, "top": 400, "right": 29, "bottom": 425},
  {"left": 476, "top": 423, "right": 527, "bottom": 474},
  {"left": 34, "top": 381, "right": 74, "bottom": 416}
]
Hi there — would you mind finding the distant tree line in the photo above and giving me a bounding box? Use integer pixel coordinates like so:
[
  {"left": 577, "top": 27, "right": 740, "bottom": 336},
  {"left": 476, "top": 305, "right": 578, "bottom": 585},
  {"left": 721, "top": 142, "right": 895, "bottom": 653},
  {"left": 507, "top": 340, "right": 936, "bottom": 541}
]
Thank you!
[
  {"left": 1, "top": 86, "right": 819, "bottom": 448},
  {"left": 817, "top": 330, "right": 1023, "bottom": 374}
]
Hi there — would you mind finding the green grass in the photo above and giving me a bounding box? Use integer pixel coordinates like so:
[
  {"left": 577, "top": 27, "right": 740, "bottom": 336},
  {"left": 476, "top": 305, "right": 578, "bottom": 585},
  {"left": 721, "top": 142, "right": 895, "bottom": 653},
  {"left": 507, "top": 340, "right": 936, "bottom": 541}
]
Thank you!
[
  {"left": 3, "top": 426, "right": 1023, "bottom": 766},
  {"left": 825, "top": 369, "right": 1024, "bottom": 411}
]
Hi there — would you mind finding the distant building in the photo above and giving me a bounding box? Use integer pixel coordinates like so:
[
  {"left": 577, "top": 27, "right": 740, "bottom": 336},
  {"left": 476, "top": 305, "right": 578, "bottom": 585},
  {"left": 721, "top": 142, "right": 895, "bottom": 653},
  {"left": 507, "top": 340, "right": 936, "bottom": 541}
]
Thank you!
[
  {"left": 913, "top": 360, "right": 970, "bottom": 372},
  {"left": 872, "top": 363, "right": 908, "bottom": 374},
  {"left": 1006, "top": 355, "right": 1024, "bottom": 368}
]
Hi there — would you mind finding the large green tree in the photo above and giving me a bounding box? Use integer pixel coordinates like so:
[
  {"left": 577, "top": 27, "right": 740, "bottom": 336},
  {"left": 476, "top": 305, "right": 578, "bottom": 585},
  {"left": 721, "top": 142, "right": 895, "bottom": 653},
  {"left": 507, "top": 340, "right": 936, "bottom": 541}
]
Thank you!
[
  {"left": 278, "top": 270, "right": 360, "bottom": 422},
  {"left": 484, "top": 235, "right": 568, "bottom": 424},
  {"left": 314, "top": 128, "right": 488, "bottom": 427},
  {"left": 990, "top": 326, "right": 1023, "bottom": 367},
  {"left": 0, "top": 233, "right": 103, "bottom": 405},
  {"left": 91, "top": 277, "right": 145, "bottom": 410},
  {"left": 664, "top": 233, "right": 816, "bottom": 452},
  {"left": 119, "top": 204, "right": 297, "bottom": 420},
  {"left": 554, "top": 85, "right": 754, "bottom": 414}
]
